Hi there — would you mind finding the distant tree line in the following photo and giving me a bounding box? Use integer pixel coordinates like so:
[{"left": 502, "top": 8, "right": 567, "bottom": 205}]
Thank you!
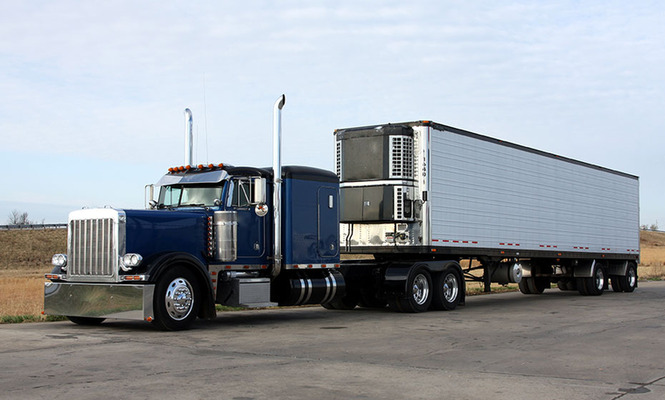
[
  {"left": 6, "top": 210, "right": 44, "bottom": 226},
  {"left": 641, "top": 222, "right": 660, "bottom": 231}
]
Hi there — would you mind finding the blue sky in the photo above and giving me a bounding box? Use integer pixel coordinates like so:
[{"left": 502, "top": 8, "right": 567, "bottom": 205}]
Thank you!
[{"left": 1, "top": 1, "right": 663, "bottom": 226}]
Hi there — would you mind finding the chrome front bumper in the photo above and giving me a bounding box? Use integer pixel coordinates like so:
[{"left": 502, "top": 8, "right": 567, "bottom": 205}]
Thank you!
[{"left": 44, "top": 282, "right": 155, "bottom": 321}]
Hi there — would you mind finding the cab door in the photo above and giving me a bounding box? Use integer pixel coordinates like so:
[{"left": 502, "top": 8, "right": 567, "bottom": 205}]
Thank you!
[
  {"left": 227, "top": 178, "right": 266, "bottom": 261},
  {"left": 318, "top": 186, "right": 339, "bottom": 258}
]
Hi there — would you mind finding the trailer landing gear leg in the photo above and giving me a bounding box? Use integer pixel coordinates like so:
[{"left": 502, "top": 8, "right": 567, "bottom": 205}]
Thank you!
[{"left": 483, "top": 265, "right": 492, "bottom": 293}]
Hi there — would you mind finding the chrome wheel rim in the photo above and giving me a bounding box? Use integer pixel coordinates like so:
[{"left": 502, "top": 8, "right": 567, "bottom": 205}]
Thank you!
[
  {"left": 443, "top": 273, "right": 459, "bottom": 303},
  {"left": 627, "top": 268, "right": 637, "bottom": 288},
  {"left": 412, "top": 274, "right": 430, "bottom": 305},
  {"left": 594, "top": 268, "right": 605, "bottom": 291},
  {"left": 165, "top": 278, "right": 194, "bottom": 321}
]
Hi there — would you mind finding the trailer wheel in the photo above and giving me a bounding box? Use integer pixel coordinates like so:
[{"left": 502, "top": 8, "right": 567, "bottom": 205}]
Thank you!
[
  {"left": 623, "top": 263, "right": 638, "bottom": 293},
  {"left": 557, "top": 279, "right": 576, "bottom": 291},
  {"left": 518, "top": 278, "right": 533, "bottom": 294},
  {"left": 67, "top": 316, "right": 105, "bottom": 326},
  {"left": 431, "top": 268, "right": 462, "bottom": 311},
  {"left": 389, "top": 267, "right": 432, "bottom": 313},
  {"left": 612, "top": 263, "right": 637, "bottom": 293},
  {"left": 611, "top": 277, "right": 623, "bottom": 292},
  {"left": 519, "top": 277, "right": 547, "bottom": 294},
  {"left": 579, "top": 264, "right": 605, "bottom": 296},
  {"left": 152, "top": 266, "right": 200, "bottom": 331}
]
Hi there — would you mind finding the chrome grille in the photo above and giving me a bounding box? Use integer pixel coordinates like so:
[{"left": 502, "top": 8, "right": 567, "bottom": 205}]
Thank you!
[{"left": 69, "top": 217, "right": 117, "bottom": 278}]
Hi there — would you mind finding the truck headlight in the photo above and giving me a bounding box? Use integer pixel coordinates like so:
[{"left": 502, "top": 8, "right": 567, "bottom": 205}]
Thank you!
[
  {"left": 52, "top": 254, "right": 67, "bottom": 271},
  {"left": 120, "top": 253, "right": 143, "bottom": 271}
]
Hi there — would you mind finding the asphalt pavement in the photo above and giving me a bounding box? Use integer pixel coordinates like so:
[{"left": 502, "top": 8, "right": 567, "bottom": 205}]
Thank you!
[{"left": 1, "top": 281, "right": 664, "bottom": 400}]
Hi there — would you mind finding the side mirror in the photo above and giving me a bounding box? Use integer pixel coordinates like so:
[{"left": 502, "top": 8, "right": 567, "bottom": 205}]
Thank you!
[
  {"left": 144, "top": 184, "right": 155, "bottom": 209},
  {"left": 251, "top": 177, "right": 267, "bottom": 205}
]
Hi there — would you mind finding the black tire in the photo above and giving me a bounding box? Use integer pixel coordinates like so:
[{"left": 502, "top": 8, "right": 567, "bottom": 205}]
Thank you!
[
  {"left": 67, "top": 316, "right": 105, "bottom": 326},
  {"left": 519, "top": 277, "right": 546, "bottom": 294},
  {"left": 581, "top": 263, "right": 605, "bottom": 296},
  {"left": 431, "top": 268, "right": 462, "bottom": 311},
  {"left": 615, "top": 263, "right": 638, "bottom": 293},
  {"left": 533, "top": 277, "right": 549, "bottom": 293},
  {"left": 358, "top": 291, "right": 387, "bottom": 309},
  {"left": 322, "top": 293, "right": 358, "bottom": 310},
  {"left": 611, "top": 277, "right": 624, "bottom": 292},
  {"left": 152, "top": 266, "right": 200, "bottom": 331},
  {"left": 577, "top": 277, "right": 589, "bottom": 296},
  {"left": 557, "top": 279, "right": 576, "bottom": 291},
  {"left": 519, "top": 277, "right": 532, "bottom": 294},
  {"left": 389, "top": 267, "right": 433, "bottom": 313}
]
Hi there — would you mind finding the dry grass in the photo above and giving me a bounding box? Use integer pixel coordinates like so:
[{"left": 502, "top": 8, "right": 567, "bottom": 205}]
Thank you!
[
  {"left": 0, "top": 229, "right": 66, "bottom": 271},
  {"left": 638, "top": 231, "right": 665, "bottom": 279},
  {"left": 0, "top": 229, "right": 664, "bottom": 322},
  {"left": 0, "top": 229, "right": 66, "bottom": 322},
  {"left": 0, "top": 276, "right": 47, "bottom": 317}
]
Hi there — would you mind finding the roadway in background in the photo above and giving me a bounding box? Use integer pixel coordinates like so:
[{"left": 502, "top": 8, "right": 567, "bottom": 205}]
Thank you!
[{"left": 1, "top": 281, "right": 665, "bottom": 399}]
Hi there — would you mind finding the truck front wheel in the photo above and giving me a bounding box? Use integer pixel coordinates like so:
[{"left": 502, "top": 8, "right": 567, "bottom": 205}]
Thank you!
[{"left": 153, "top": 267, "right": 200, "bottom": 331}]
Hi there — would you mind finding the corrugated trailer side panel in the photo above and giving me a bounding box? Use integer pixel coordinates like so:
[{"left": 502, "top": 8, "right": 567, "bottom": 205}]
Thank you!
[{"left": 427, "top": 126, "right": 640, "bottom": 257}]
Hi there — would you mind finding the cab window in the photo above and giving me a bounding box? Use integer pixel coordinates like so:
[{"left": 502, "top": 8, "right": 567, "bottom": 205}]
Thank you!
[{"left": 228, "top": 178, "right": 252, "bottom": 208}]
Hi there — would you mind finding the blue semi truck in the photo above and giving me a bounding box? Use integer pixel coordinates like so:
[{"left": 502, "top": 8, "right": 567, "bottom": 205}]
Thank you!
[{"left": 45, "top": 95, "right": 639, "bottom": 330}]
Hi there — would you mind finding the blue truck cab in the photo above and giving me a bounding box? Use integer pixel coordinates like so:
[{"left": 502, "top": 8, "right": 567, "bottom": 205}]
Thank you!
[{"left": 45, "top": 163, "right": 344, "bottom": 330}]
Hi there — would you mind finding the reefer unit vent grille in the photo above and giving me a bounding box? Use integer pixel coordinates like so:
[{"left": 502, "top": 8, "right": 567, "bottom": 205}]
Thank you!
[
  {"left": 336, "top": 140, "right": 342, "bottom": 178},
  {"left": 390, "top": 136, "right": 414, "bottom": 179}
]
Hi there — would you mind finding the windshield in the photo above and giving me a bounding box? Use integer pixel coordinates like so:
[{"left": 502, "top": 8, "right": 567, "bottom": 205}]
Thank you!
[{"left": 158, "top": 184, "right": 224, "bottom": 208}]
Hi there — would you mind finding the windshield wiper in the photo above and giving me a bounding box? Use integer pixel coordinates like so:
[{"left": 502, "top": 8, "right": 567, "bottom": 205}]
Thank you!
[{"left": 179, "top": 203, "right": 206, "bottom": 207}]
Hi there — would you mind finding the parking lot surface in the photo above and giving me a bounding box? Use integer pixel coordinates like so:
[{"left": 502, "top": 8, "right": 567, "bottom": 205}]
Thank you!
[{"left": 1, "top": 281, "right": 664, "bottom": 400}]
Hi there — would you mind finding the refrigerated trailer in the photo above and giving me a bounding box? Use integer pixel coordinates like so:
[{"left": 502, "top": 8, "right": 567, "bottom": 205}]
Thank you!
[
  {"left": 333, "top": 121, "right": 639, "bottom": 309},
  {"left": 45, "top": 98, "right": 640, "bottom": 330}
]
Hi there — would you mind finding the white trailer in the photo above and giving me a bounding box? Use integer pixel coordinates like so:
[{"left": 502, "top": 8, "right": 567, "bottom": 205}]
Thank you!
[{"left": 331, "top": 121, "right": 639, "bottom": 312}]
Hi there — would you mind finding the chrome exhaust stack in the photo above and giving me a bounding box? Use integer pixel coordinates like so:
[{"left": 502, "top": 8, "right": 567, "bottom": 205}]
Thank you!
[
  {"left": 272, "top": 94, "right": 286, "bottom": 278},
  {"left": 184, "top": 108, "right": 194, "bottom": 166}
]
